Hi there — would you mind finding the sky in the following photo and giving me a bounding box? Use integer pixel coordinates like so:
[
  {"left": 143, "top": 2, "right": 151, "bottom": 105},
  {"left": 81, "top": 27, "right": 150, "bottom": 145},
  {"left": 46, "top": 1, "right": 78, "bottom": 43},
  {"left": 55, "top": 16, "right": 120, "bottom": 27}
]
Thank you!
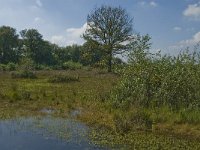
[{"left": 0, "top": 0, "right": 200, "bottom": 55}]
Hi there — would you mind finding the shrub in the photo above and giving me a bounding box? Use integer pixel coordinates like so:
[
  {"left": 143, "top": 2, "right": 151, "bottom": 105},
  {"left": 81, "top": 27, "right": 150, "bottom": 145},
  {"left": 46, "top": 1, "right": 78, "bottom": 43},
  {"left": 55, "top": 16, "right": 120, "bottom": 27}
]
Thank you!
[
  {"left": 34, "top": 64, "right": 51, "bottom": 70},
  {"left": 0, "top": 63, "right": 17, "bottom": 71},
  {"left": 18, "top": 58, "right": 35, "bottom": 71},
  {"left": 51, "top": 65, "right": 63, "bottom": 70},
  {"left": 111, "top": 35, "right": 200, "bottom": 111},
  {"left": 11, "top": 70, "right": 37, "bottom": 79},
  {"left": 6, "top": 62, "right": 17, "bottom": 71},
  {"left": 48, "top": 74, "right": 79, "bottom": 83},
  {"left": 62, "top": 61, "right": 82, "bottom": 70},
  {"left": 0, "top": 64, "right": 7, "bottom": 71}
]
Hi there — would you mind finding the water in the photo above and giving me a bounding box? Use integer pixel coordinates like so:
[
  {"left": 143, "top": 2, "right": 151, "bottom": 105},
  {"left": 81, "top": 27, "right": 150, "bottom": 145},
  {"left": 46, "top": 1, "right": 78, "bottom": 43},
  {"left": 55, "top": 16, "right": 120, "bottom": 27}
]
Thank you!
[{"left": 0, "top": 116, "right": 106, "bottom": 150}]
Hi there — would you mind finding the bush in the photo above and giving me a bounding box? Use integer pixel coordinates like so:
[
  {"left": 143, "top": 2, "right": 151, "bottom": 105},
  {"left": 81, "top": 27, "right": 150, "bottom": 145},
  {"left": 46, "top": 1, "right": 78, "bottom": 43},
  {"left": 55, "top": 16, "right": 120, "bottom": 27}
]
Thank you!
[
  {"left": 11, "top": 70, "right": 37, "bottom": 79},
  {"left": 111, "top": 35, "right": 200, "bottom": 111},
  {"left": 6, "top": 62, "right": 17, "bottom": 71},
  {"left": 0, "top": 63, "right": 17, "bottom": 71},
  {"left": 34, "top": 64, "right": 51, "bottom": 70},
  {"left": 62, "top": 61, "right": 82, "bottom": 70},
  {"left": 48, "top": 74, "right": 79, "bottom": 83},
  {"left": 18, "top": 58, "right": 35, "bottom": 71},
  {"left": 51, "top": 65, "right": 63, "bottom": 70},
  {"left": 0, "top": 64, "right": 7, "bottom": 71}
]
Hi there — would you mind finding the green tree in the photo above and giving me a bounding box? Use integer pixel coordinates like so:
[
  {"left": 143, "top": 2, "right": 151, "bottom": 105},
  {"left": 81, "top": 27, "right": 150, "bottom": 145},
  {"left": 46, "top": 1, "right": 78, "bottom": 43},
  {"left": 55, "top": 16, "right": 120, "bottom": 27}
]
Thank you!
[
  {"left": 80, "top": 41, "right": 104, "bottom": 66},
  {"left": 66, "top": 44, "right": 81, "bottom": 62},
  {"left": 0, "top": 26, "right": 19, "bottom": 63},
  {"left": 20, "top": 29, "right": 53, "bottom": 65},
  {"left": 83, "top": 5, "right": 133, "bottom": 72}
]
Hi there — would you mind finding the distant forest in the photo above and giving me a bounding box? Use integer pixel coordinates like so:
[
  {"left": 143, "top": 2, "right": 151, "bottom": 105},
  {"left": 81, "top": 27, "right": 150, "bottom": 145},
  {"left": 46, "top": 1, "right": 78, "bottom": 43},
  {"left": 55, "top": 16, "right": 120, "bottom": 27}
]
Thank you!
[{"left": 0, "top": 26, "right": 121, "bottom": 69}]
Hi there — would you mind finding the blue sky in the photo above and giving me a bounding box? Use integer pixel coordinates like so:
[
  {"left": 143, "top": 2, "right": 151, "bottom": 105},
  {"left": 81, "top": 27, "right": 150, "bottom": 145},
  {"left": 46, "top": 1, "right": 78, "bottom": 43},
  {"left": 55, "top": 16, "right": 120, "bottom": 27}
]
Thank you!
[{"left": 0, "top": 0, "right": 200, "bottom": 54}]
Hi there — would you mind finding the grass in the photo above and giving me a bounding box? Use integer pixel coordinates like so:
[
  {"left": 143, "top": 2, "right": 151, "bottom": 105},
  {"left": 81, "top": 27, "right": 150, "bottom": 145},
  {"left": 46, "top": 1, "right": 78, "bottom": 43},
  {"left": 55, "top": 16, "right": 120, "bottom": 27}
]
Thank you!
[
  {"left": 0, "top": 69, "right": 200, "bottom": 148},
  {"left": 11, "top": 70, "right": 37, "bottom": 79},
  {"left": 0, "top": 69, "right": 116, "bottom": 119},
  {"left": 48, "top": 74, "right": 79, "bottom": 83}
]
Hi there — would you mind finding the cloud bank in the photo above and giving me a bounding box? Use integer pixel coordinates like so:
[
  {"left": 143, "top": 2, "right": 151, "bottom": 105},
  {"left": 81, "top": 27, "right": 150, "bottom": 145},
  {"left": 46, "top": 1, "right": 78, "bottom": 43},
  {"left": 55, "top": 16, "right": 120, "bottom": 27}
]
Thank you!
[
  {"left": 183, "top": 2, "right": 200, "bottom": 20},
  {"left": 51, "top": 23, "right": 87, "bottom": 46}
]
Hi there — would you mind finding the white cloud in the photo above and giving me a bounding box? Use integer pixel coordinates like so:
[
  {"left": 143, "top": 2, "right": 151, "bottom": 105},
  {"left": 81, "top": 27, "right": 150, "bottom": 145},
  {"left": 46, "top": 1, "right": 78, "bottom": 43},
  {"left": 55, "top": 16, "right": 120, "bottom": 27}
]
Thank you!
[
  {"left": 150, "top": 1, "right": 158, "bottom": 7},
  {"left": 173, "top": 26, "right": 182, "bottom": 31},
  {"left": 180, "top": 31, "right": 200, "bottom": 45},
  {"left": 139, "top": 1, "right": 158, "bottom": 7},
  {"left": 51, "top": 35, "right": 66, "bottom": 46},
  {"left": 36, "top": 0, "right": 42, "bottom": 7},
  {"left": 183, "top": 2, "right": 200, "bottom": 20},
  {"left": 170, "top": 31, "right": 200, "bottom": 50},
  {"left": 66, "top": 23, "right": 87, "bottom": 39},
  {"left": 50, "top": 23, "right": 87, "bottom": 46},
  {"left": 51, "top": 35, "right": 80, "bottom": 46}
]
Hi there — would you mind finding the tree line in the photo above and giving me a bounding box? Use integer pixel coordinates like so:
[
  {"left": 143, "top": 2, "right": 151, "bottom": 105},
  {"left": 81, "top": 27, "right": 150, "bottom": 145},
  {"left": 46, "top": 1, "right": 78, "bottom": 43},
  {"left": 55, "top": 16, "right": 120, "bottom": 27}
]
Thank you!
[
  {"left": 0, "top": 26, "right": 105, "bottom": 68},
  {"left": 0, "top": 6, "right": 133, "bottom": 71}
]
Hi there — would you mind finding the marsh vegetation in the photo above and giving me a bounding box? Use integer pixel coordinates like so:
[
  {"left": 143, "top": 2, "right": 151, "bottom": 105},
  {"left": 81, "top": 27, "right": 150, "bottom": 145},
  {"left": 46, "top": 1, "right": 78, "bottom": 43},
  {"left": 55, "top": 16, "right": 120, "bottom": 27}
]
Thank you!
[{"left": 0, "top": 5, "right": 200, "bottom": 150}]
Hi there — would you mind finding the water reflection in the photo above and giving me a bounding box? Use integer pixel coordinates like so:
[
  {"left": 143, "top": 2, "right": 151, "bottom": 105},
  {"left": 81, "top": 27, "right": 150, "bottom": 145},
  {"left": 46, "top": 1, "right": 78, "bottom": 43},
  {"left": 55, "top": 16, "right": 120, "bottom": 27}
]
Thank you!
[{"left": 0, "top": 117, "right": 105, "bottom": 150}]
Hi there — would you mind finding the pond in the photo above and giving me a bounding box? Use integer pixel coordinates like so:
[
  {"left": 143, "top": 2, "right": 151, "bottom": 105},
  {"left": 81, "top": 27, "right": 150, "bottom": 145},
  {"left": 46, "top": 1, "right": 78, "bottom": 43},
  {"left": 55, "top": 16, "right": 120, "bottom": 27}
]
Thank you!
[
  {"left": 0, "top": 111, "right": 200, "bottom": 149},
  {"left": 0, "top": 116, "right": 105, "bottom": 150}
]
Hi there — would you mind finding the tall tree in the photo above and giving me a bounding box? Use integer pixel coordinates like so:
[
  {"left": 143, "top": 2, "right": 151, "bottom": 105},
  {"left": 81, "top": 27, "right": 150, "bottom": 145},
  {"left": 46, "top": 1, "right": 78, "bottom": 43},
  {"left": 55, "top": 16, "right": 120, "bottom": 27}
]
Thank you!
[
  {"left": 0, "top": 26, "right": 19, "bottom": 63},
  {"left": 83, "top": 5, "right": 133, "bottom": 72},
  {"left": 20, "top": 29, "right": 53, "bottom": 65}
]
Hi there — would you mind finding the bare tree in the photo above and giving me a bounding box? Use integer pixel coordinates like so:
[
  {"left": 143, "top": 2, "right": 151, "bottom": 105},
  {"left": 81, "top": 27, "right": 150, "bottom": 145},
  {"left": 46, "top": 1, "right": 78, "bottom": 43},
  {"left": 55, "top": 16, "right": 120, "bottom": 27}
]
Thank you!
[{"left": 83, "top": 5, "right": 133, "bottom": 72}]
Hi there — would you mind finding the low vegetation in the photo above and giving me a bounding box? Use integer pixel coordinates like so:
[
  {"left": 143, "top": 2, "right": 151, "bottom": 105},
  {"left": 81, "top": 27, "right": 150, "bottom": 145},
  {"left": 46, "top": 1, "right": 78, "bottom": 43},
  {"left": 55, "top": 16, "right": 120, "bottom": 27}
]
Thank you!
[
  {"left": 11, "top": 70, "right": 37, "bottom": 79},
  {"left": 48, "top": 74, "right": 79, "bottom": 83}
]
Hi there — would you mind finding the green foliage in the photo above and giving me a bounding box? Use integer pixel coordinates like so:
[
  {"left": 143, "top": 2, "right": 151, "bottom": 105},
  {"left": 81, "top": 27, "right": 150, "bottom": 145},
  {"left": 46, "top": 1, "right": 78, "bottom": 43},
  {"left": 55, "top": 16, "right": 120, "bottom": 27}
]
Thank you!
[
  {"left": 11, "top": 70, "right": 37, "bottom": 79},
  {"left": 18, "top": 58, "right": 35, "bottom": 71},
  {"left": 178, "top": 108, "right": 200, "bottom": 124},
  {"left": 83, "top": 5, "right": 133, "bottom": 72},
  {"left": 0, "top": 26, "right": 20, "bottom": 63},
  {"left": 0, "top": 25, "right": 121, "bottom": 69},
  {"left": 112, "top": 34, "right": 200, "bottom": 111},
  {"left": 34, "top": 64, "right": 52, "bottom": 70},
  {"left": 20, "top": 29, "right": 55, "bottom": 65},
  {"left": 48, "top": 74, "right": 79, "bottom": 83},
  {"left": 0, "top": 64, "right": 7, "bottom": 71},
  {"left": 0, "top": 63, "right": 17, "bottom": 71},
  {"left": 6, "top": 62, "right": 17, "bottom": 71},
  {"left": 62, "top": 61, "right": 82, "bottom": 70}
]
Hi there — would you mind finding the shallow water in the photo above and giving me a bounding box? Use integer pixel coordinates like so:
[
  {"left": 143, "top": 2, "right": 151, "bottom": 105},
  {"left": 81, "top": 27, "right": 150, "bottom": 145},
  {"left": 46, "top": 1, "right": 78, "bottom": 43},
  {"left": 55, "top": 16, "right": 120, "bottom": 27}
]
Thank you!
[
  {"left": 1, "top": 115, "right": 198, "bottom": 149},
  {"left": 0, "top": 116, "right": 105, "bottom": 150}
]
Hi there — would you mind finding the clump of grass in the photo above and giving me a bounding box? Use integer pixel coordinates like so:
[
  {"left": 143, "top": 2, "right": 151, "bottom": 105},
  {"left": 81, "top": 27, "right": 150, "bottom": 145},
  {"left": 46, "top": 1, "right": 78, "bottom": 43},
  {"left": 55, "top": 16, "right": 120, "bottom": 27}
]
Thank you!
[
  {"left": 48, "top": 74, "right": 79, "bottom": 83},
  {"left": 10, "top": 90, "right": 32, "bottom": 103},
  {"left": 11, "top": 70, "right": 37, "bottom": 79},
  {"left": 176, "top": 108, "right": 200, "bottom": 125},
  {"left": 113, "top": 110, "right": 153, "bottom": 133},
  {"left": 10, "top": 92, "right": 21, "bottom": 102}
]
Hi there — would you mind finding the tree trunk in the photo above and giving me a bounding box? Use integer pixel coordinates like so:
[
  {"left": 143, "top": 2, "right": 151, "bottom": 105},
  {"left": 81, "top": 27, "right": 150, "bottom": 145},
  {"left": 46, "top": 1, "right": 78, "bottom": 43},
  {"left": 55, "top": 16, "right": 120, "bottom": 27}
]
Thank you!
[{"left": 108, "top": 52, "right": 112, "bottom": 72}]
